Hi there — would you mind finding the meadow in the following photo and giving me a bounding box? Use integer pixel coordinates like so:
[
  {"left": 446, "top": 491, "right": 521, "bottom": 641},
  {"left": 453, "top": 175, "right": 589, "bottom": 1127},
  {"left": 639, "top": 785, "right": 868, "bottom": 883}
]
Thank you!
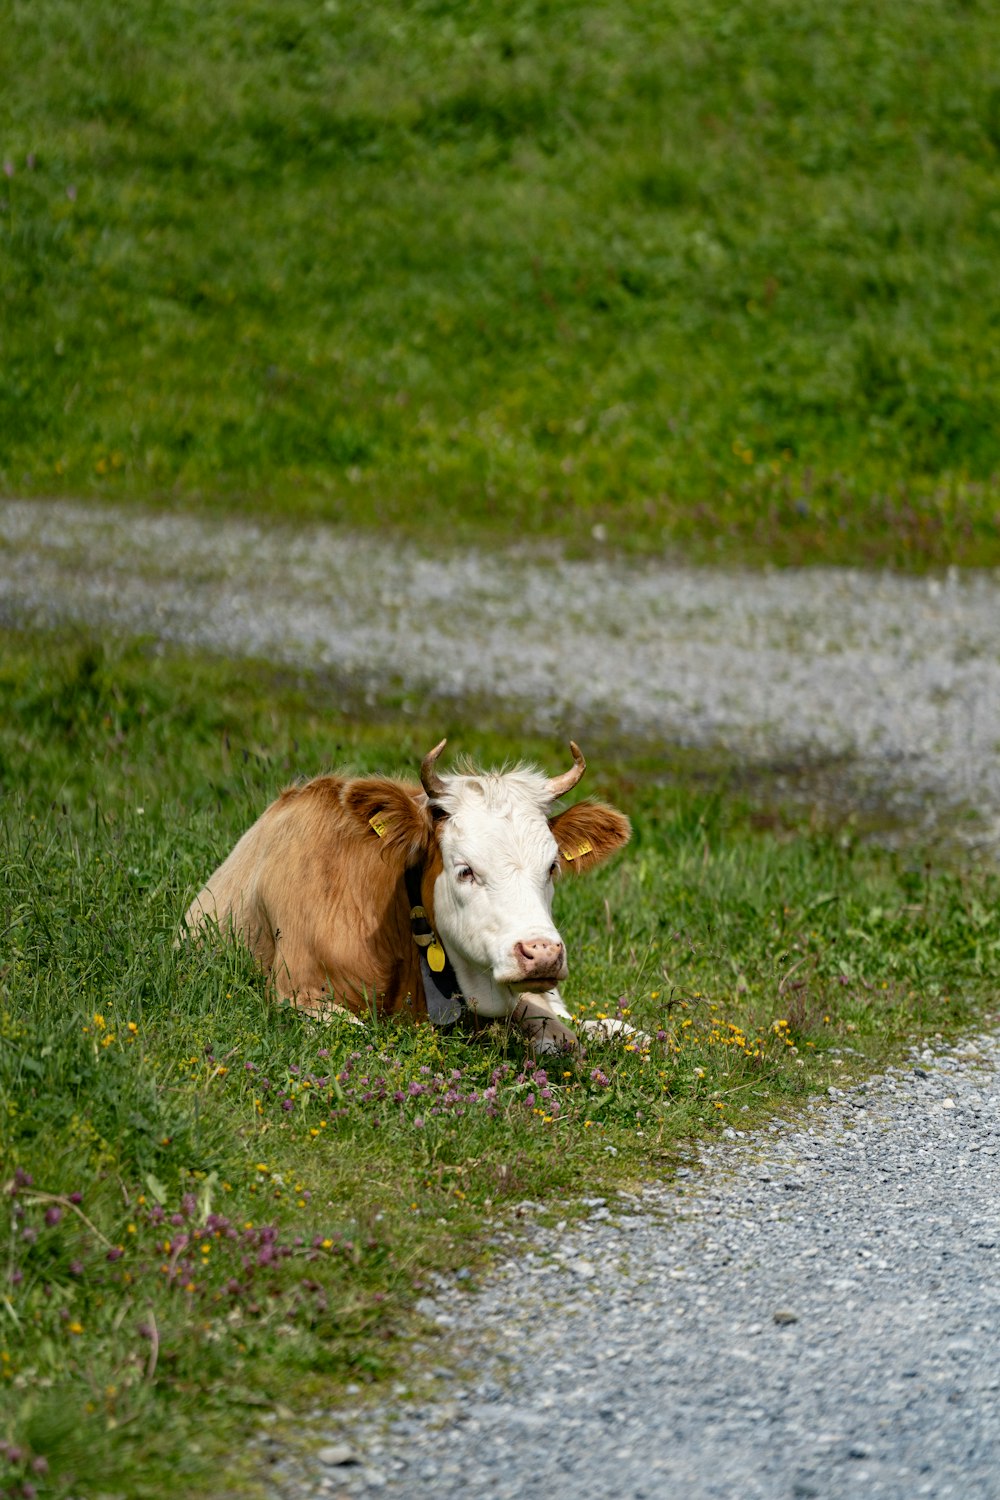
[
  {"left": 2, "top": 630, "right": 999, "bottom": 1496},
  {"left": 4, "top": 1, "right": 1000, "bottom": 1488},
  {"left": 3, "top": 0, "right": 1000, "bottom": 565}
]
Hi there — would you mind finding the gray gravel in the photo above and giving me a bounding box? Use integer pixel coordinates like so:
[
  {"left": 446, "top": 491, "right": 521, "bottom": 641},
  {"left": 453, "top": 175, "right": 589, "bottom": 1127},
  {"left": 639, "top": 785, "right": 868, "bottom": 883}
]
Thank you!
[
  {"left": 3, "top": 498, "right": 1000, "bottom": 847},
  {"left": 274, "top": 1035, "right": 1000, "bottom": 1500},
  {"left": 5, "top": 499, "right": 1000, "bottom": 1496}
]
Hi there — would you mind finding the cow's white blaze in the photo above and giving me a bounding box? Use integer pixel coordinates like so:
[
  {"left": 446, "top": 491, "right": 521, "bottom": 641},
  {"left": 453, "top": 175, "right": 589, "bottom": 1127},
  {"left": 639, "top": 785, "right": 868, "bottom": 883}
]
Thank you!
[{"left": 430, "top": 768, "right": 570, "bottom": 1020}]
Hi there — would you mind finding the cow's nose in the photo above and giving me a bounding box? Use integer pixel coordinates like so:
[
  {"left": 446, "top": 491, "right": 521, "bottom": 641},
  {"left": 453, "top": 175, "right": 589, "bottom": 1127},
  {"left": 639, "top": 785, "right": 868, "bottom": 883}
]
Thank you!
[{"left": 514, "top": 938, "right": 565, "bottom": 977}]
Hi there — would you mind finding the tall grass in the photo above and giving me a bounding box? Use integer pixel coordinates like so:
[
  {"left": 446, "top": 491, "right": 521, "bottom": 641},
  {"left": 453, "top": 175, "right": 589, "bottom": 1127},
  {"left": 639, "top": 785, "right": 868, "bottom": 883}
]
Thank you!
[
  {"left": 2, "top": 631, "right": 998, "bottom": 1495},
  {"left": 3, "top": 1, "right": 1000, "bottom": 563}
]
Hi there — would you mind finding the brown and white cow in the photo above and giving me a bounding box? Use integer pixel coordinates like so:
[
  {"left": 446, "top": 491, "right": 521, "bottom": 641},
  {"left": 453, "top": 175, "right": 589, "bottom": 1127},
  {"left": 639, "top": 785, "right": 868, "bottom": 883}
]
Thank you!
[{"left": 182, "top": 741, "right": 631, "bottom": 1053}]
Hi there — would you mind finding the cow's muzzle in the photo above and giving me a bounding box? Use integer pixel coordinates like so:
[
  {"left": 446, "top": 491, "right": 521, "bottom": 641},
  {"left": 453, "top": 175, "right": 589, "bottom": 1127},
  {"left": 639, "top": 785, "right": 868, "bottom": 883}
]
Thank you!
[{"left": 507, "top": 937, "right": 567, "bottom": 989}]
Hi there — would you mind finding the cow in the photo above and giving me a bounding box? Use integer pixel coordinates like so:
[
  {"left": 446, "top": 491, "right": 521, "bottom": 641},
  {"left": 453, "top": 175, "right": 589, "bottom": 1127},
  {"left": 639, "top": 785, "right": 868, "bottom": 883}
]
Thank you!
[{"left": 182, "top": 740, "right": 631, "bottom": 1053}]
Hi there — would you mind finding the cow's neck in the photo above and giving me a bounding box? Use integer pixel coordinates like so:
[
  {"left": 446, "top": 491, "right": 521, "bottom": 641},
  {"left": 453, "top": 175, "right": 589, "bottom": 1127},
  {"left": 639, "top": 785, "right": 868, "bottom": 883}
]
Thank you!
[
  {"left": 404, "top": 863, "right": 463, "bottom": 1018},
  {"left": 405, "top": 862, "right": 514, "bottom": 1021}
]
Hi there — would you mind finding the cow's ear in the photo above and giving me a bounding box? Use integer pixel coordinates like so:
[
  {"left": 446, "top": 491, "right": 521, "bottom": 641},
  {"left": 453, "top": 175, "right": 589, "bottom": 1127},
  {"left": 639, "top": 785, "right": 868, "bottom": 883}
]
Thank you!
[
  {"left": 550, "top": 800, "right": 631, "bottom": 874},
  {"left": 342, "top": 777, "right": 432, "bottom": 863}
]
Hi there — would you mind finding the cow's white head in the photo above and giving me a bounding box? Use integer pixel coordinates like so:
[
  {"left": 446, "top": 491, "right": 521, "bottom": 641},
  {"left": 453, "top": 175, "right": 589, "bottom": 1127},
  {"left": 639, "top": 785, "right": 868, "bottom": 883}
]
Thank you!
[{"left": 417, "top": 741, "right": 630, "bottom": 1018}]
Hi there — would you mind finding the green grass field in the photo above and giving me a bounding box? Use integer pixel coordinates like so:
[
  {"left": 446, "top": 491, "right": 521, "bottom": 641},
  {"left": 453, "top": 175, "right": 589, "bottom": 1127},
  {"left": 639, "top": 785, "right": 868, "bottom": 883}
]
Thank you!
[
  {"left": 3, "top": 0, "right": 1000, "bottom": 565},
  {"left": 2, "top": 631, "right": 999, "bottom": 1496},
  {"left": 4, "top": 3, "right": 1000, "bottom": 1485}
]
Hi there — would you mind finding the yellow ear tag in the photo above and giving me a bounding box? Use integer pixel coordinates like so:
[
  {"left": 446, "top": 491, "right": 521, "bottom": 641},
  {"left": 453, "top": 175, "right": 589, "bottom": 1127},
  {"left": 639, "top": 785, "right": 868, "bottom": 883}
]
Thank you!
[
  {"left": 369, "top": 815, "right": 388, "bottom": 838},
  {"left": 562, "top": 840, "right": 593, "bottom": 863},
  {"left": 427, "top": 941, "right": 447, "bottom": 973}
]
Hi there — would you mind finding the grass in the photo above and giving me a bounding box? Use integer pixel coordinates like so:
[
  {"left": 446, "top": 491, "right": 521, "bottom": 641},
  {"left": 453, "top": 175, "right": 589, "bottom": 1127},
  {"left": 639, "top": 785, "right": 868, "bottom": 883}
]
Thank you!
[
  {"left": 2, "top": 629, "right": 999, "bottom": 1496},
  {"left": 3, "top": 0, "right": 1000, "bottom": 566}
]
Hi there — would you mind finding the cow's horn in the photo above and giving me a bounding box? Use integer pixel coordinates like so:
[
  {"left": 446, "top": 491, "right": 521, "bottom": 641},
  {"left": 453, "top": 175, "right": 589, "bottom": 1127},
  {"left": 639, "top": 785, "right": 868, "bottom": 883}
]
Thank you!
[
  {"left": 547, "top": 740, "right": 586, "bottom": 799},
  {"left": 420, "top": 738, "right": 448, "bottom": 799}
]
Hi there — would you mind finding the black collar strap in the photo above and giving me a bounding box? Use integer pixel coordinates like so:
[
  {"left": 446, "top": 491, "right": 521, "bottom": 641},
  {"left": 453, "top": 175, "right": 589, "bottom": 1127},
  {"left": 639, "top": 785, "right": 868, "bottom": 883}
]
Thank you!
[{"left": 403, "top": 863, "right": 464, "bottom": 1018}]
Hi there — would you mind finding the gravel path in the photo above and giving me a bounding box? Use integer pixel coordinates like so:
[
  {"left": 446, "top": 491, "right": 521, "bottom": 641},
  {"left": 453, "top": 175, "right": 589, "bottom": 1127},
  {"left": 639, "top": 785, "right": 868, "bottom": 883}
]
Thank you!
[
  {"left": 3, "top": 498, "right": 1000, "bottom": 846},
  {"left": 275, "top": 1035, "right": 1000, "bottom": 1500},
  {"left": 5, "top": 498, "right": 1000, "bottom": 1497}
]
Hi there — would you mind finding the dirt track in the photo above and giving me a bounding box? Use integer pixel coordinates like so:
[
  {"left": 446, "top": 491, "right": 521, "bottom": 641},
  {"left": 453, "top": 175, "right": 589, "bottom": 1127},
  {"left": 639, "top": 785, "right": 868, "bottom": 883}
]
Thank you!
[{"left": 4, "top": 497, "right": 999, "bottom": 850}]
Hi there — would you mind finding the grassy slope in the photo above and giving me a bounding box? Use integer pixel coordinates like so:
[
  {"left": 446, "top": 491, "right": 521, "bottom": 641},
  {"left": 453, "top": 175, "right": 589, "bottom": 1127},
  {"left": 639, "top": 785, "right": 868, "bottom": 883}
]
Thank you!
[
  {"left": 2, "top": 631, "right": 999, "bottom": 1495},
  {"left": 3, "top": 0, "right": 1000, "bottom": 564}
]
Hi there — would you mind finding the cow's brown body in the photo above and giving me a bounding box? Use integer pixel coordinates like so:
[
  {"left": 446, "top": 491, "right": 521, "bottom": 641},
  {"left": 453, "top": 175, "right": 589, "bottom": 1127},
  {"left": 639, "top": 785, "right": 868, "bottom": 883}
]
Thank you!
[{"left": 184, "top": 775, "right": 440, "bottom": 1017}]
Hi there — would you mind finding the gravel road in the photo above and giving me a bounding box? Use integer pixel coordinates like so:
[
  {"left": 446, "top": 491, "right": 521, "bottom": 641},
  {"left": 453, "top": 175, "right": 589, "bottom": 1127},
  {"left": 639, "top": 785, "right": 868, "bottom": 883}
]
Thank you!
[
  {"left": 2, "top": 498, "right": 1000, "bottom": 847},
  {"left": 272, "top": 1034, "right": 1000, "bottom": 1500},
  {"left": 5, "top": 498, "right": 1000, "bottom": 1498}
]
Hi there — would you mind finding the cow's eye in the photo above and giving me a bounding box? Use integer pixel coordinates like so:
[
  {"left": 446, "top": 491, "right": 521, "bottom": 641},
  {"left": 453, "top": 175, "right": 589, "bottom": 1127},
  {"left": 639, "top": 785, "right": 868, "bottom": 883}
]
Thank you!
[{"left": 456, "top": 865, "right": 476, "bottom": 884}]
